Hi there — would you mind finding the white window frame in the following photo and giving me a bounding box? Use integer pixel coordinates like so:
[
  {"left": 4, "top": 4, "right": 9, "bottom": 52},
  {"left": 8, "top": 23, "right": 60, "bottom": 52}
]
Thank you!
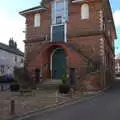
[
  {"left": 51, "top": 23, "right": 67, "bottom": 42},
  {"left": 81, "top": 3, "right": 89, "bottom": 20},
  {"left": 51, "top": 0, "right": 68, "bottom": 42},
  {"left": 50, "top": 48, "right": 65, "bottom": 79},
  {"left": 51, "top": 0, "right": 68, "bottom": 25},
  {"left": 34, "top": 13, "right": 40, "bottom": 27}
]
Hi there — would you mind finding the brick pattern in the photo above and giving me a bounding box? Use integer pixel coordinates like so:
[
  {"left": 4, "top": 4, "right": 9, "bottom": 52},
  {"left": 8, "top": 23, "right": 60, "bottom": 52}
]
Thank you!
[
  {"left": 21, "top": 0, "right": 115, "bottom": 90},
  {"left": 99, "top": 10, "right": 104, "bottom": 31}
]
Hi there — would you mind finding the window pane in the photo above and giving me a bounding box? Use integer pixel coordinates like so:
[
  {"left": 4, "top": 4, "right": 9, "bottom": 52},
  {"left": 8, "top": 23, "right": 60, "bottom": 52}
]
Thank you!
[
  {"left": 56, "top": 16, "right": 62, "bottom": 24},
  {"left": 56, "top": 1, "right": 64, "bottom": 11},
  {"left": 56, "top": 1, "right": 64, "bottom": 20},
  {"left": 34, "top": 13, "right": 40, "bottom": 27},
  {"left": 81, "top": 4, "right": 89, "bottom": 19},
  {"left": 52, "top": 25, "right": 64, "bottom": 42}
]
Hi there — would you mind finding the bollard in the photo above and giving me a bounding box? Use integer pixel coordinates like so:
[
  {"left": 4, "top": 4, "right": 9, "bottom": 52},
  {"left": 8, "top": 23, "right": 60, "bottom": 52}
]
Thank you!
[
  {"left": 10, "top": 100, "right": 15, "bottom": 115},
  {"left": 70, "top": 88, "right": 74, "bottom": 98},
  {"left": 56, "top": 90, "right": 58, "bottom": 104},
  {"left": 1, "top": 85, "right": 4, "bottom": 91}
]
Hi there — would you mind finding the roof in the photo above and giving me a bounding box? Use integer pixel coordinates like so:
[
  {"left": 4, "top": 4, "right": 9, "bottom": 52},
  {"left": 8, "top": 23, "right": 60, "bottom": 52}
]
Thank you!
[
  {"left": 105, "top": 0, "right": 117, "bottom": 39},
  {"left": 19, "top": 5, "right": 46, "bottom": 15},
  {"left": 19, "top": 0, "right": 96, "bottom": 15},
  {"left": 0, "top": 42, "right": 24, "bottom": 57}
]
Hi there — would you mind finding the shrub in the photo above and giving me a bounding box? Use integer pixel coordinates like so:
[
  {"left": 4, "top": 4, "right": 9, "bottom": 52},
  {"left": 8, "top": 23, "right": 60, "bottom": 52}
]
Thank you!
[
  {"left": 61, "top": 72, "right": 68, "bottom": 84},
  {"left": 58, "top": 84, "right": 70, "bottom": 94},
  {"left": 58, "top": 72, "right": 70, "bottom": 94},
  {"left": 10, "top": 83, "right": 20, "bottom": 92},
  {"left": 14, "top": 67, "right": 34, "bottom": 89}
]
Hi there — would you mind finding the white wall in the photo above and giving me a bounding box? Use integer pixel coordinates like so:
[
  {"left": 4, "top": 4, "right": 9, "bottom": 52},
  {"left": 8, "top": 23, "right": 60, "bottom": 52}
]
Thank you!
[{"left": 0, "top": 49, "right": 24, "bottom": 77}]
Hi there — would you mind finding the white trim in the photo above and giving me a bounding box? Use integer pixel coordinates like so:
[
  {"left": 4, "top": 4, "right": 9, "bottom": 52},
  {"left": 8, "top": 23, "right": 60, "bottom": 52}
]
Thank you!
[
  {"left": 81, "top": 3, "right": 89, "bottom": 20},
  {"left": 50, "top": 48, "right": 64, "bottom": 78},
  {"left": 50, "top": 0, "right": 68, "bottom": 42},
  {"left": 64, "top": 0, "right": 66, "bottom": 23},
  {"left": 50, "top": 48, "right": 59, "bottom": 71},
  {"left": 34, "top": 13, "right": 40, "bottom": 27},
  {"left": 65, "top": 23, "right": 67, "bottom": 42},
  {"left": 117, "top": 63, "right": 120, "bottom": 72},
  {"left": 99, "top": 38, "right": 104, "bottom": 63},
  {"left": 54, "top": 0, "right": 56, "bottom": 24},
  {"left": 72, "top": 0, "right": 84, "bottom": 3},
  {"left": 50, "top": 25, "right": 53, "bottom": 42},
  {"left": 51, "top": 0, "right": 68, "bottom": 25},
  {"left": 50, "top": 23, "right": 67, "bottom": 42},
  {"left": 99, "top": 10, "right": 103, "bottom": 31},
  {"left": 20, "top": 8, "right": 46, "bottom": 15}
]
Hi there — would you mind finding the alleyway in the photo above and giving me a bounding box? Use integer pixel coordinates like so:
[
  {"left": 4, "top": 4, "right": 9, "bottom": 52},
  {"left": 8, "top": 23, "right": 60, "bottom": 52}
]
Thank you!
[{"left": 18, "top": 80, "right": 120, "bottom": 120}]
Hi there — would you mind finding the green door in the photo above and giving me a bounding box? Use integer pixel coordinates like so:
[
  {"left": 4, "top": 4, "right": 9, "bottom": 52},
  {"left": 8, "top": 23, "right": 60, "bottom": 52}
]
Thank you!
[{"left": 52, "top": 49, "right": 66, "bottom": 79}]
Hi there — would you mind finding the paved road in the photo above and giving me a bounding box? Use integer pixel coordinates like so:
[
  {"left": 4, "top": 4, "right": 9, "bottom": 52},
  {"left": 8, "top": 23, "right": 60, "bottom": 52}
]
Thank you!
[{"left": 21, "top": 81, "right": 120, "bottom": 120}]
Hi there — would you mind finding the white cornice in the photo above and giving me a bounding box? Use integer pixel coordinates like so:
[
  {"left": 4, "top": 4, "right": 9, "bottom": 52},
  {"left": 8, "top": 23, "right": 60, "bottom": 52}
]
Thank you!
[
  {"left": 20, "top": 8, "right": 46, "bottom": 15},
  {"left": 72, "top": 0, "right": 84, "bottom": 3}
]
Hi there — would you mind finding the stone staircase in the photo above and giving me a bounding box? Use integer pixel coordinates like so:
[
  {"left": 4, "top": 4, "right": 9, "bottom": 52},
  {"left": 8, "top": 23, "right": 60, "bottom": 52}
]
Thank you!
[{"left": 36, "top": 79, "right": 62, "bottom": 90}]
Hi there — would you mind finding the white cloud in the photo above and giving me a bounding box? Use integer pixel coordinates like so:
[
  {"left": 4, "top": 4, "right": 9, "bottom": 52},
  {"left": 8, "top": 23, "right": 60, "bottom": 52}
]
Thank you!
[
  {"left": 0, "top": 11, "right": 25, "bottom": 52},
  {"left": 113, "top": 10, "right": 120, "bottom": 27}
]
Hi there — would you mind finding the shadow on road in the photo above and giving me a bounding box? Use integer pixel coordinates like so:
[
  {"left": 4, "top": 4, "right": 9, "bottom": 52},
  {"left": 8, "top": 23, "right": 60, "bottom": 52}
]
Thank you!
[{"left": 106, "top": 79, "right": 120, "bottom": 93}]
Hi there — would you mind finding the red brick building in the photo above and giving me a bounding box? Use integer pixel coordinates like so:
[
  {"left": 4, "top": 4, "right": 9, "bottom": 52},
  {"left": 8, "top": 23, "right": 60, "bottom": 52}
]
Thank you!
[{"left": 20, "top": 0, "right": 116, "bottom": 90}]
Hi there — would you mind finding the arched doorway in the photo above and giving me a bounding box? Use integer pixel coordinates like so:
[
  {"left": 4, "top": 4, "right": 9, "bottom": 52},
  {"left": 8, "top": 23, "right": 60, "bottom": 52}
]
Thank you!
[{"left": 51, "top": 48, "right": 67, "bottom": 79}]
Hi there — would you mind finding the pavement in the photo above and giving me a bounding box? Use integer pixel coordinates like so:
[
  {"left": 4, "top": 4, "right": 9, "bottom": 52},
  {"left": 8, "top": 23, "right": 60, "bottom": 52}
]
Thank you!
[
  {"left": 15, "top": 81, "right": 120, "bottom": 120},
  {"left": 0, "top": 89, "right": 57, "bottom": 120},
  {"left": 0, "top": 87, "right": 93, "bottom": 120}
]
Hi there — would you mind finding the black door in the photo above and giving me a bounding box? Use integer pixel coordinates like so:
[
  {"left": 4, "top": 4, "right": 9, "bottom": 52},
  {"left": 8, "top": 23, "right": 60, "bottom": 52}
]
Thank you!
[
  {"left": 35, "top": 69, "right": 40, "bottom": 83},
  {"left": 69, "top": 68, "right": 76, "bottom": 87}
]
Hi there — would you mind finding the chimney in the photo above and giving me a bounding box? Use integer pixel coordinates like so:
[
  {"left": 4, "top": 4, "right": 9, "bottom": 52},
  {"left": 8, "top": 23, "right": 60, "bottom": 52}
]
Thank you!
[
  {"left": 14, "top": 42, "right": 17, "bottom": 49},
  {"left": 9, "top": 38, "right": 17, "bottom": 49}
]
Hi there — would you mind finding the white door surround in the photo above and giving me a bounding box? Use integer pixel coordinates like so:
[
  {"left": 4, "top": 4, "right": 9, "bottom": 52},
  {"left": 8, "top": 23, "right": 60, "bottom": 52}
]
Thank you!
[
  {"left": 51, "top": 0, "right": 68, "bottom": 42},
  {"left": 50, "top": 23, "right": 67, "bottom": 42}
]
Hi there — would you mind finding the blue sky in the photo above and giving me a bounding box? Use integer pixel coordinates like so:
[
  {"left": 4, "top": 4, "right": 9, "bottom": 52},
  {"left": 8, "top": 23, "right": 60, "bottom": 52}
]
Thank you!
[
  {"left": 0, "top": 0, "right": 120, "bottom": 54},
  {"left": 0, "top": 0, "right": 41, "bottom": 52},
  {"left": 110, "top": 0, "right": 120, "bottom": 55}
]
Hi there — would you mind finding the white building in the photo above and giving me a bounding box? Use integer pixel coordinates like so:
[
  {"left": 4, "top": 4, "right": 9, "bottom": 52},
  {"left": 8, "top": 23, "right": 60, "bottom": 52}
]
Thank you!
[
  {"left": 115, "top": 54, "right": 120, "bottom": 76},
  {"left": 0, "top": 39, "right": 24, "bottom": 77}
]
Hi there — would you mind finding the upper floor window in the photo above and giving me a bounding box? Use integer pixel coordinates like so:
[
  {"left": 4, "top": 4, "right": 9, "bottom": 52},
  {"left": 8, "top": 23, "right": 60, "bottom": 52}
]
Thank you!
[
  {"left": 52, "top": 0, "right": 68, "bottom": 25},
  {"left": 15, "top": 56, "right": 17, "bottom": 62},
  {"left": 56, "top": 16, "right": 62, "bottom": 24},
  {"left": 21, "top": 58, "right": 24, "bottom": 63},
  {"left": 81, "top": 4, "right": 89, "bottom": 20},
  {"left": 0, "top": 65, "right": 5, "bottom": 73},
  {"left": 34, "top": 13, "right": 40, "bottom": 27}
]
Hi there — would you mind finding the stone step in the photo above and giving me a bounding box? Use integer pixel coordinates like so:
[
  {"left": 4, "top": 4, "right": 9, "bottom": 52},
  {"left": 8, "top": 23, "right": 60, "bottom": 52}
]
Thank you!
[
  {"left": 36, "top": 80, "right": 61, "bottom": 90},
  {"left": 36, "top": 84, "right": 57, "bottom": 90},
  {"left": 42, "top": 79, "right": 62, "bottom": 85}
]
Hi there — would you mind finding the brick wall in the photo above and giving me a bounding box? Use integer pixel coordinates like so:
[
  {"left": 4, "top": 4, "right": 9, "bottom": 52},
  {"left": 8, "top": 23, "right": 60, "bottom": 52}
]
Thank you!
[
  {"left": 24, "top": 0, "right": 103, "bottom": 64},
  {"left": 25, "top": 0, "right": 102, "bottom": 41},
  {"left": 21, "top": 0, "right": 115, "bottom": 89}
]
